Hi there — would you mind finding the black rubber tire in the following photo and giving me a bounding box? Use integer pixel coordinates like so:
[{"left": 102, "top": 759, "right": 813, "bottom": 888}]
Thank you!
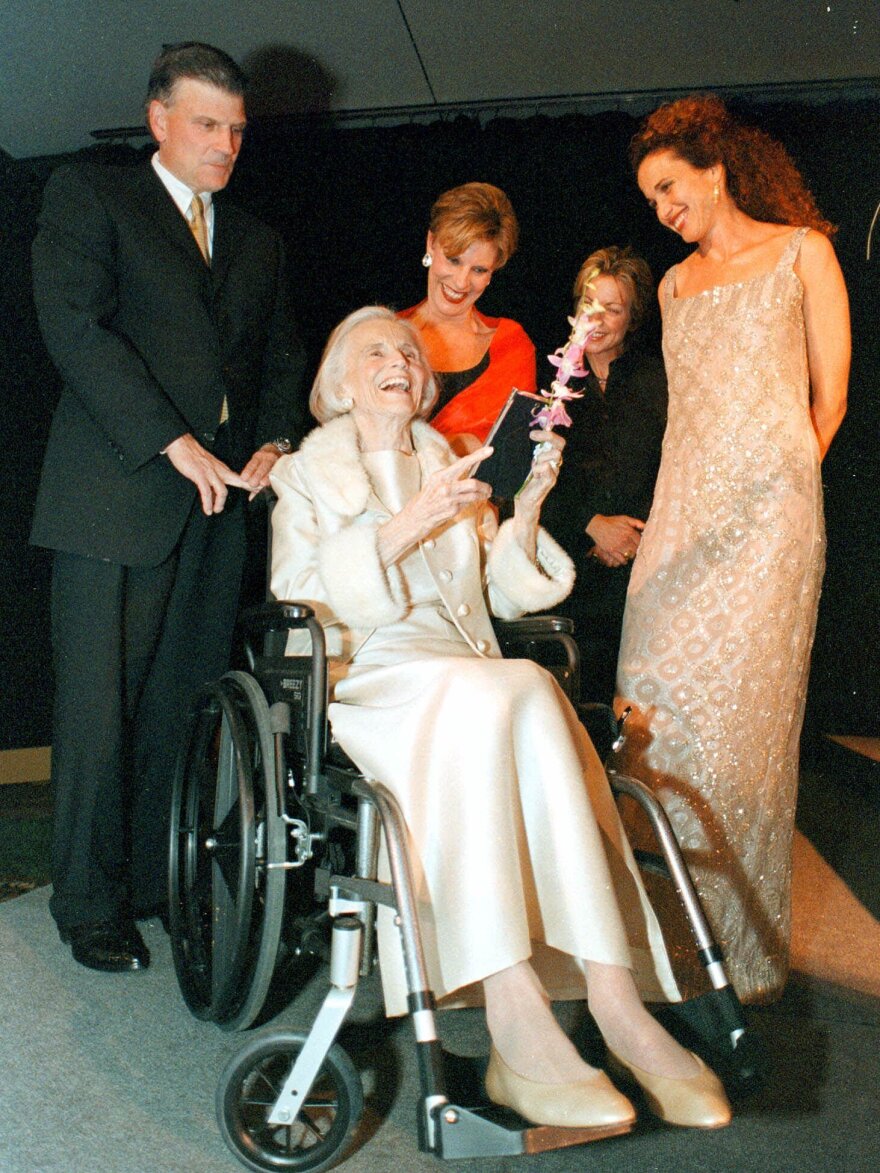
[
  {"left": 218, "top": 672, "right": 289, "bottom": 1030},
  {"left": 217, "top": 1030, "right": 363, "bottom": 1173},
  {"left": 169, "top": 672, "right": 285, "bottom": 1024}
]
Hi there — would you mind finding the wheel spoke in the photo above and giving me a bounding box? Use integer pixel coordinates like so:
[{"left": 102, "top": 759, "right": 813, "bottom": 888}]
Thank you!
[
  {"left": 302, "top": 1094, "right": 338, "bottom": 1111},
  {"left": 298, "top": 1113, "right": 332, "bottom": 1144},
  {"left": 253, "top": 1063, "right": 285, "bottom": 1097}
]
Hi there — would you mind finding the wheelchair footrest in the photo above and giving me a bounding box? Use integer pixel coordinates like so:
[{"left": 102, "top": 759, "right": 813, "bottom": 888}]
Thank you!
[
  {"left": 653, "top": 990, "right": 769, "bottom": 1097},
  {"left": 429, "top": 1051, "right": 632, "bottom": 1159},
  {"left": 433, "top": 1103, "right": 632, "bottom": 1159}
]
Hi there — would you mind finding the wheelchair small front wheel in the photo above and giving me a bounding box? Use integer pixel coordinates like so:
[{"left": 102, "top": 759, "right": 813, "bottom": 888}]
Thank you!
[{"left": 217, "top": 1030, "right": 363, "bottom": 1173}]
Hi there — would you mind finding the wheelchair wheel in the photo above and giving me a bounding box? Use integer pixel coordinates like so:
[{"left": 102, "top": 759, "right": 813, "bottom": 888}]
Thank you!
[
  {"left": 169, "top": 671, "right": 286, "bottom": 1026},
  {"left": 217, "top": 1030, "right": 363, "bottom": 1173}
]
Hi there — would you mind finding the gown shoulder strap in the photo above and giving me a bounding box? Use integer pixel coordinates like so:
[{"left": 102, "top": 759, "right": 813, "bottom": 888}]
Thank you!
[{"left": 779, "top": 226, "right": 810, "bottom": 270}]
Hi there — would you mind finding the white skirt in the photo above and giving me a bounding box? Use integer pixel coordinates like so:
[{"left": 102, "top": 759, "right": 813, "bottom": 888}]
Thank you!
[{"left": 330, "top": 647, "right": 679, "bottom": 1016}]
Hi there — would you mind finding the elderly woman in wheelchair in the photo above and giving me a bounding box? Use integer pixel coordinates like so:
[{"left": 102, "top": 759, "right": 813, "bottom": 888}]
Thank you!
[{"left": 265, "top": 304, "right": 731, "bottom": 1134}]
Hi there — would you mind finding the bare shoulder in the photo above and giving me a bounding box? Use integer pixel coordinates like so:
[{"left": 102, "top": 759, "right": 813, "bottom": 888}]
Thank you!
[
  {"left": 795, "top": 229, "right": 844, "bottom": 286},
  {"left": 797, "top": 228, "right": 837, "bottom": 264}
]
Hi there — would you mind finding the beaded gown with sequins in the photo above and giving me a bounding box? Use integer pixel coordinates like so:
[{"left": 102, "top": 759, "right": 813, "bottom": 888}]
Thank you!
[{"left": 615, "top": 228, "right": 825, "bottom": 1003}]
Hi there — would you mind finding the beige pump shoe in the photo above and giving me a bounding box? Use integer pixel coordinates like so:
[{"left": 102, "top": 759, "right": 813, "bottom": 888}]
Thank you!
[
  {"left": 485, "top": 1046, "right": 637, "bottom": 1130},
  {"left": 607, "top": 1049, "right": 732, "bottom": 1129}
]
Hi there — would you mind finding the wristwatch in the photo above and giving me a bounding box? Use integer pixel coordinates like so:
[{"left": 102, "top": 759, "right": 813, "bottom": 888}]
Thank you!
[{"left": 270, "top": 437, "right": 293, "bottom": 454}]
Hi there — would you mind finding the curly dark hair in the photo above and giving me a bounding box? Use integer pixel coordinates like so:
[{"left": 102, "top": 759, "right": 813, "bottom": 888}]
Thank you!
[{"left": 629, "top": 93, "right": 835, "bottom": 237}]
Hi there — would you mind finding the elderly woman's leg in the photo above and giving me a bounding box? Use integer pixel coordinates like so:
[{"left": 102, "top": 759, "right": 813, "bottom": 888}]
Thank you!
[
  {"left": 482, "top": 960, "right": 636, "bottom": 1128},
  {"left": 584, "top": 960, "right": 697, "bottom": 1077},
  {"left": 585, "top": 959, "right": 732, "bottom": 1127},
  {"left": 483, "top": 958, "right": 694, "bottom": 1080},
  {"left": 483, "top": 958, "right": 731, "bottom": 1129},
  {"left": 484, "top": 960, "right": 598, "bottom": 1082}
]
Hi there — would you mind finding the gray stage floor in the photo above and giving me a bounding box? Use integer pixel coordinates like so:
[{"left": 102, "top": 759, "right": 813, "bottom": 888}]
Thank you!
[{"left": 1, "top": 881, "right": 879, "bottom": 1173}]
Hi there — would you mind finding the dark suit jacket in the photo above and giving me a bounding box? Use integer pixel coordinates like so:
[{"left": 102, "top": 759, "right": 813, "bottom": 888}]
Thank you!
[{"left": 30, "top": 161, "right": 306, "bottom": 566}]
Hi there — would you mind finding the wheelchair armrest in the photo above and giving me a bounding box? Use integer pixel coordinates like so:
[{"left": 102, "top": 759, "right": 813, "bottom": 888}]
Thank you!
[
  {"left": 493, "top": 615, "right": 575, "bottom": 639},
  {"left": 493, "top": 615, "right": 580, "bottom": 703}
]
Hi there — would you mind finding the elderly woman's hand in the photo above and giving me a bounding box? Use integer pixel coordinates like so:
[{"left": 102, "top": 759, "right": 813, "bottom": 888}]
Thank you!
[
  {"left": 377, "top": 447, "right": 493, "bottom": 566},
  {"left": 514, "top": 428, "right": 564, "bottom": 518},
  {"left": 510, "top": 428, "right": 564, "bottom": 560}
]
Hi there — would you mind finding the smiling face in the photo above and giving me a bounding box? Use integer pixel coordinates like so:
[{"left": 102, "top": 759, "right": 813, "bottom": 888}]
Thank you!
[
  {"left": 148, "top": 77, "right": 246, "bottom": 193},
  {"left": 424, "top": 233, "right": 498, "bottom": 320},
  {"left": 583, "top": 274, "right": 633, "bottom": 365},
  {"left": 343, "top": 319, "right": 427, "bottom": 431},
  {"left": 637, "top": 149, "right": 720, "bottom": 245}
]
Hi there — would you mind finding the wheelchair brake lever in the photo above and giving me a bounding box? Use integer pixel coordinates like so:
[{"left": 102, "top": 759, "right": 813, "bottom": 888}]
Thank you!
[{"left": 612, "top": 705, "right": 632, "bottom": 754}]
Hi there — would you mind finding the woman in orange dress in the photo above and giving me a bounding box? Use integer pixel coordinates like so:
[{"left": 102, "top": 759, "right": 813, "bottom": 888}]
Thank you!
[{"left": 399, "top": 182, "right": 536, "bottom": 454}]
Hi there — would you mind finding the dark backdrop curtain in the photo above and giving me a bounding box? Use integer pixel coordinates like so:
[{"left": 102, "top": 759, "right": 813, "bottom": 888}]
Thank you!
[{"left": 1, "top": 98, "right": 877, "bottom": 748}]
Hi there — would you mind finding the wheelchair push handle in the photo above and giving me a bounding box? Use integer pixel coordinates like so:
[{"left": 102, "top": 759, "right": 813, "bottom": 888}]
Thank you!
[
  {"left": 239, "top": 600, "right": 318, "bottom": 635},
  {"left": 240, "top": 601, "right": 329, "bottom": 795}
]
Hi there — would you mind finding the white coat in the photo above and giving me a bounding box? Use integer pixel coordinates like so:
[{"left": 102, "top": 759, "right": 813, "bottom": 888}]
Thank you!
[
  {"left": 269, "top": 414, "right": 576, "bottom": 666},
  {"left": 269, "top": 414, "right": 678, "bottom": 1014}
]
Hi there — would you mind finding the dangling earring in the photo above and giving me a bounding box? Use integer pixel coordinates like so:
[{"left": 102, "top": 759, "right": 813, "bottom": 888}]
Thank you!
[
  {"left": 712, "top": 182, "right": 720, "bottom": 205},
  {"left": 422, "top": 252, "right": 432, "bottom": 268}
]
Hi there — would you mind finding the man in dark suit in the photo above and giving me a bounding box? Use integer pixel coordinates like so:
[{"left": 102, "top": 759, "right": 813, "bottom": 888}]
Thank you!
[{"left": 31, "top": 43, "right": 306, "bottom": 972}]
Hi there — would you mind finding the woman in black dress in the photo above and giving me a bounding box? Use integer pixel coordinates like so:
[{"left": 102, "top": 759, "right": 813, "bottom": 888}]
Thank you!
[{"left": 541, "top": 246, "right": 667, "bottom": 705}]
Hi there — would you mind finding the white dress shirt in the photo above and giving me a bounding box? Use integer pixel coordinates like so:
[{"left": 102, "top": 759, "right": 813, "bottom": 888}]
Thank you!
[{"left": 151, "top": 153, "right": 214, "bottom": 258}]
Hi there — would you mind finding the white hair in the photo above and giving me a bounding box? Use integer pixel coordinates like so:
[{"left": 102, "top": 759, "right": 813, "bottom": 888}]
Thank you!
[{"left": 309, "top": 305, "right": 439, "bottom": 423}]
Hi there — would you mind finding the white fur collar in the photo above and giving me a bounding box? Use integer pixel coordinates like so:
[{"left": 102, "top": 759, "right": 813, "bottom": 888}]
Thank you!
[{"left": 297, "top": 415, "right": 454, "bottom": 517}]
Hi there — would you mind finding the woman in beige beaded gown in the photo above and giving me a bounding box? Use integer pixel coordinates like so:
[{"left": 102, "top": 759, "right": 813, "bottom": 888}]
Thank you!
[{"left": 616, "top": 95, "right": 850, "bottom": 1003}]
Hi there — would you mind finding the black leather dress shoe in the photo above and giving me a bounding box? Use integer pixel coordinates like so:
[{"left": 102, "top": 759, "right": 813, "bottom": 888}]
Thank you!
[{"left": 59, "top": 919, "right": 151, "bottom": 973}]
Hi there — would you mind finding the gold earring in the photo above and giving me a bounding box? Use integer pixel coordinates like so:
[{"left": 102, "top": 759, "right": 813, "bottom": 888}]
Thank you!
[{"left": 713, "top": 182, "right": 720, "bottom": 204}]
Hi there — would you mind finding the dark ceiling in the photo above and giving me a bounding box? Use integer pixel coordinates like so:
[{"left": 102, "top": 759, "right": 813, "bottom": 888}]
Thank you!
[{"left": 1, "top": 1, "right": 878, "bottom": 159}]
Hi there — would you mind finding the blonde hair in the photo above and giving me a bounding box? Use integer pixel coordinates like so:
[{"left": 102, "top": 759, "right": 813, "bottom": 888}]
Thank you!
[
  {"left": 573, "top": 245, "right": 655, "bottom": 337},
  {"left": 309, "top": 306, "right": 439, "bottom": 423},
  {"left": 429, "top": 182, "right": 519, "bottom": 268}
]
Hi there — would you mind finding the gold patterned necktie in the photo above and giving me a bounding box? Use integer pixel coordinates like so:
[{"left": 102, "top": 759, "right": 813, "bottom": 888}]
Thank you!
[
  {"left": 188, "top": 195, "right": 228, "bottom": 423},
  {"left": 188, "top": 194, "right": 210, "bottom": 264}
]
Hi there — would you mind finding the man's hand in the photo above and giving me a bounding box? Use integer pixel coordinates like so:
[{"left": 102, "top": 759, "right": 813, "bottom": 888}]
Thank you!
[
  {"left": 240, "top": 444, "right": 283, "bottom": 500},
  {"left": 585, "top": 514, "right": 645, "bottom": 567},
  {"left": 164, "top": 433, "right": 250, "bottom": 515}
]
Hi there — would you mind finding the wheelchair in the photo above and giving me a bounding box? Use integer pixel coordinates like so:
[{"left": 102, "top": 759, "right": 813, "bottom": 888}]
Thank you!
[{"left": 168, "top": 601, "right": 764, "bottom": 1173}]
